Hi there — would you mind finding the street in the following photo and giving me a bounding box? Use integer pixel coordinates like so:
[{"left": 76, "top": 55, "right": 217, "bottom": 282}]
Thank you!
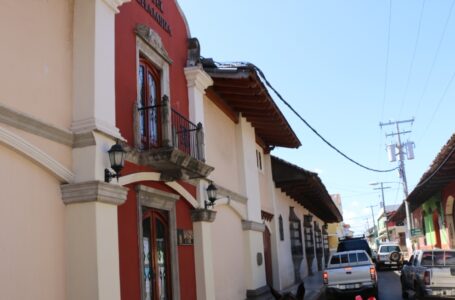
[
  {"left": 319, "top": 269, "right": 404, "bottom": 300},
  {"left": 377, "top": 270, "right": 404, "bottom": 300}
]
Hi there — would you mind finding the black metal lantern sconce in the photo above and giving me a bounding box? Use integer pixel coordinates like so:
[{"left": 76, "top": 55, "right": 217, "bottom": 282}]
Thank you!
[
  {"left": 205, "top": 182, "right": 218, "bottom": 209},
  {"left": 104, "top": 140, "right": 126, "bottom": 183},
  {"left": 204, "top": 182, "right": 231, "bottom": 210}
]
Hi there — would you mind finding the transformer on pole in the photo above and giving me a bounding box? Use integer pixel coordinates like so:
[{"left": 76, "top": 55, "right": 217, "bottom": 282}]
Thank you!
[{"left": 379, "top": 118, "right": 415, "bottom": 253}]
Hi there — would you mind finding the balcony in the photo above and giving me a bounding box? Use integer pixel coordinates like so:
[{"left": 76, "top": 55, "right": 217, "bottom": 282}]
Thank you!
[{"left": 128, "top": 95, "right": 213, "bottom": 181}]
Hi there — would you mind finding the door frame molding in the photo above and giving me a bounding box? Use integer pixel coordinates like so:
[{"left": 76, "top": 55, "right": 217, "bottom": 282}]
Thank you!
[{"left": 136, "top": 184, "right": 180, "bottom": 300}]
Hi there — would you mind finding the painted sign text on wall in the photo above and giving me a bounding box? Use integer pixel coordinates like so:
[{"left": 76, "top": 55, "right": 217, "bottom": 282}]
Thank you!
[{"left": 137, "top": 0, "right": 171, "bottom": 35}]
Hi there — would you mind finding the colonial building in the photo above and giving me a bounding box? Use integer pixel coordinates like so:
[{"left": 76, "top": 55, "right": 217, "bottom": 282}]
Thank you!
[
  {"left": 0, "top": 1, "right": 343, "bottom": 300},
  {"left": 200, "top": 60, "right": 342, "bottom": 298},
  {"left": 0, "top": 1, "right": 130, "bottom": 300},
  {"left": 390, "top": 133, "right": 455, "bottom": 250}
]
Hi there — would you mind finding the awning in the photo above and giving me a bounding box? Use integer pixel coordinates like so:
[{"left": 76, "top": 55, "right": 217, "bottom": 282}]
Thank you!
[
  {"left": 202, "top": 59, "right": 301, "bottom": 150},
  {"left": 407, "top": 133, "right": 455, "bottom": 211},
  {"left": 271, "top": 156, "right": 342, "bottom": 223}
]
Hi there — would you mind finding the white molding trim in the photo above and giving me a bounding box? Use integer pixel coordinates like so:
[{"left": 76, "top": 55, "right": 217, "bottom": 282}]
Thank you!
[
  {"left": 70, "top": 117, "right": 123, "bottom": 140},
  {"left": 184, "top": 66, "right": 213, "bottom": 92},
  {"left": 102, "top": 0, "right": 130, "bottom": 13},
  {"left": 0, "top": 103, "right": 73, "bottom": 146},
  {"left": 0, "top": 126, "right": 74, "bottom": 183},
  {"left": 119, "top": 172, "right": 197, "bottom": 208},
  {"left": 166, "top": 181, "right": 198, "bottom": 208}
]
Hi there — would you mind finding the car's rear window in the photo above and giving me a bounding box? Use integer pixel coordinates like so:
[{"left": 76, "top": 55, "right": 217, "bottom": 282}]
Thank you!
[
  {"left": 379, "top": 245, "right": 400, "bottom": 253},
  {"left": 330, "top": 252, "right": 370, "bottom": 266},
  {"left": 425, "top": 251, "right": 455, "bottom": 267}
]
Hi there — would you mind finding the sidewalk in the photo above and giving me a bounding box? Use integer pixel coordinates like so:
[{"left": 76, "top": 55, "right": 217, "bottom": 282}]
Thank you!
[
  {"left": 281, "top": 271, "right": 324, "bottom": 300},
  {"left": 303, "top": 271, "right": 324, "bottom": 300}
]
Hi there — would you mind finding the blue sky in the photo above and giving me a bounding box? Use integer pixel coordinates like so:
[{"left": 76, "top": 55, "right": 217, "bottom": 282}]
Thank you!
[{"left": 178, "top": 0, "right": 455, "bottom": 234}]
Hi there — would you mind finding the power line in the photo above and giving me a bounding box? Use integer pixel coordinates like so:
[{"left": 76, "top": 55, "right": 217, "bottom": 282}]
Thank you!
[
  {"left": 414, "top": 0, "right": 455, "bottom": 118},
  {"left": 418, "top": 69, "right": 455, "bottom": 144},
  {"left": 398, "top": 0, "right": 426, "bottom": 118},
  {"left": 380, "top": 0, "right": 393, "bottom": 122},
  {"left": 248, "top": 63, "right": 398, "bottom": 173}
]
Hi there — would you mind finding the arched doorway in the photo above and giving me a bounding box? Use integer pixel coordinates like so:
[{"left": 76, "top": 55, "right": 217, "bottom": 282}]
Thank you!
[{"left": 432, "top": 209, "right": 442, "bottom": 249}]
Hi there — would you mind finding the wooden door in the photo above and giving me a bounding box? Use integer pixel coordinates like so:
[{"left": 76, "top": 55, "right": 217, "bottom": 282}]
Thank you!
[
  {"left": 142, "top": 209, "right": 171, "bottom": 300},
  {"left": 263, "top": 226, "right": 273, "bottom": 286},
  {"left": 433, "top": 209, "right": 442, "bottom": 248}
]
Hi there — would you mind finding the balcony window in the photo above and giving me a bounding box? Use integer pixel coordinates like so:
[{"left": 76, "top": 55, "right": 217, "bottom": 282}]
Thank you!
[{"left": 138, "top": 59, "right": 161, "bottom": 149}]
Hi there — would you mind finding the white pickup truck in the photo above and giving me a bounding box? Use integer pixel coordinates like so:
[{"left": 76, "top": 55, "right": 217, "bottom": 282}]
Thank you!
[
  {"left": 323, "top": 250, "right": 378, "bottom": 300},
  {"left": 401, "top": 249, "right": 455, "bottom": 299}
]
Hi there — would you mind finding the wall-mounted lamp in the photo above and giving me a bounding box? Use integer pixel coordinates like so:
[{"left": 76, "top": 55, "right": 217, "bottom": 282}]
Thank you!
[
  {"left": 205, "top": 182, "right": 218, "bottom": 209},
  {"left": 104, "top": 140, "right": 126, "bottom": 183}
]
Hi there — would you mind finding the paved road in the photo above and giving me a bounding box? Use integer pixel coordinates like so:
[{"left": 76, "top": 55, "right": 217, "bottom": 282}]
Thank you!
[
  {"left": 377, "top": 269, "right": 404, "bottom": 300},
  {"left": 318, "top": 269, "right": 404, "bottom": 300}
]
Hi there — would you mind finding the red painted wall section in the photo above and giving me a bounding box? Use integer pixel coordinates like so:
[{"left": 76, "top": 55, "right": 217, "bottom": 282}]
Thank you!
[
  {"left": 118, "top": 187, "right": 141, "bottom": 300},
  {"left": 115, "top": 2, "right": 198, "bottom": 300},
  {"left": 176, "top": 199, "right": 197, "bottom": 300},
  {"left": 442, "top": 181, "right": 455, "bottom": 209},
  {"left": 115, "top": 0, "right": 190, "bottom": 146}
]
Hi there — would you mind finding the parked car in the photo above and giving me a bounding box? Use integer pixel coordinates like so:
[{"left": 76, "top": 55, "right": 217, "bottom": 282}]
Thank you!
[
  {"left": 323, "top": 250, "right": 378, "bottom": 300},
  {"left": 376, "top": 242, "right": 403, "bottom": 270},
  {"left": 401, "top": 249, "right": 455, "bottom": 299},
  {"left": 337, "top": 236, "right": 373, "bottom": 259}
]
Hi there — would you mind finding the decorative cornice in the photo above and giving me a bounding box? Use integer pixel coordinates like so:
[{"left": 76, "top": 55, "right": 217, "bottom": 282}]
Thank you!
[
  {"left": 0, "top": 104, "right": 73, "bottom": 146},
  {"left": 73, "top": 132, "right": 96, "bottom": 148},
  {"left": 135, "top": 24, "right": 173, "bottom": 64},
  {"left": 191, "top": 209, "right": 217, "bottom": 223},
  {"left": 102, "top": 0, "right": 130, "bottom": 13},
  {"left": 0, "top": 126, "right": 74, "bottom": 183},
  {"left": 136, "top": 184, "right": 179, "bottom": 210},
  {"left": 184, "top": 66, "right": 213, "bottom": 92},
  {"left": 242, "top": 220, "right": 266, "bottom": 232},
  {"left": 61, "top": 181, "right": 128, "bottom": 205},
  {"left": 70, "top": 117, "right": 123, "bottom": 141}
]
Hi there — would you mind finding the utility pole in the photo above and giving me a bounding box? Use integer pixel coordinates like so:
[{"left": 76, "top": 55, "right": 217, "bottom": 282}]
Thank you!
[
  {"left": 380, "top": 118, "right": 415, "bottom": 250},
  {"left": 367, "top": 204, "right": 378, "bottom": 238},
  {"left": 370, "top": 182, "right": 391, "bottom": 241}
]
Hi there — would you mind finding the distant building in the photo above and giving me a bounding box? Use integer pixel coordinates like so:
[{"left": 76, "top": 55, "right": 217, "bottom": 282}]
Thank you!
[
  {"left": 377, "top": 205, "right": 406, "bottom": 251},
  {"left": 327, "top": 194, "right": 345, "bottom": 253}
]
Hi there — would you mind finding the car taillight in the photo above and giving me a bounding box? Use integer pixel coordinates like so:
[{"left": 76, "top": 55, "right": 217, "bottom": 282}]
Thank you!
[
  {"left": 424, "top": 270, "right": 430, "bottom": 286},
  {"left": 370, "top": 266, "right": 376, "bottom": 281},
  {"left": 323, "top": 271, "right": 329, "bottom": 285}
]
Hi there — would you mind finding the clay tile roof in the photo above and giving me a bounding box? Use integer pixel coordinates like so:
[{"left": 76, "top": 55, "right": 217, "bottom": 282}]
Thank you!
[
  {"left": 407, "top": 133, "right": 455, "bottom": 211},
  {"left": 202, "top": 59, "right": 301, "bottom": 150},
  {"left": 271, "top": 156, "right": 343, "bottom": 223}
]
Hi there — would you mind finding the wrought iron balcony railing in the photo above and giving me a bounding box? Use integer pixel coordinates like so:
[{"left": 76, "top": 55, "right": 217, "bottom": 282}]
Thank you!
[{"left": 134, "top": 95, "right": 205, "bottom": 162}]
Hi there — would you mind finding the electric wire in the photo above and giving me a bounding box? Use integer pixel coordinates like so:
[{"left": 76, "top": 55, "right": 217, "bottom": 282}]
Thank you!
[
  {"left": 380, "top": 0, "right": 393, "bottom": 122},
  {"left": 417, "top": 69, "right": 455, "bottom": 145},
  {"left": 246, "top": 63, "right": 399, "bottom": 173},
  {"left": 398, "top": 0, "right": 426, "bottom": 118},
  {"left": 414, "top": 0, "right": 455, "bottom": 118}
]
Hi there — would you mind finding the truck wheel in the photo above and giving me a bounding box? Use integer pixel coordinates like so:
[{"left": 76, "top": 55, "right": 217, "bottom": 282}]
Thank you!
[{"left": 390, "top": 251, "right": 401, "bottom": 262}]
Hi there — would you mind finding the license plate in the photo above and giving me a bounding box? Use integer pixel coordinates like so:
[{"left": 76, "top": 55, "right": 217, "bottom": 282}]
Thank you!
[
  {"left": 385, "top": 262, "right": 390, "bottom": 265},
  {"left": 346, "top": 284, "right": 357, "bottom": 289}
]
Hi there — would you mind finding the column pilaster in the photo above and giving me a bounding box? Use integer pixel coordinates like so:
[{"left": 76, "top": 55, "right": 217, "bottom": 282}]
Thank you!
[
  {"left": 61, "top": 181, "right": 128, "bottom": 300},
  {"left": 192, "top": 209, "right": 217, "bottom": 300}
]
